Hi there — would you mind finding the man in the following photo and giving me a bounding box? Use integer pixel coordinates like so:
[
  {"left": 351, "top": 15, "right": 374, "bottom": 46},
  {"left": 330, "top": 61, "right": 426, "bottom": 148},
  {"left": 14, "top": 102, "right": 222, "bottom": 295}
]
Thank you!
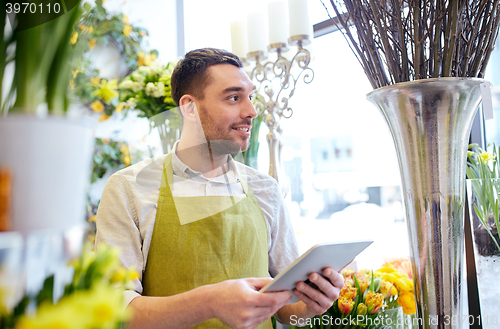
[{"left": 96, "top": 48, "right": 344, "bottom": 329}]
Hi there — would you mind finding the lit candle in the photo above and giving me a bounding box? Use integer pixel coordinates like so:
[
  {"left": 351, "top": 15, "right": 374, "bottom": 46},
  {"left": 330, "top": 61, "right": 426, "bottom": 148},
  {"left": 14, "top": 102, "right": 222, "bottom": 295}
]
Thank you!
[
  {"left": 288, "top": 0, "right": 311, "bottom": 38},
  {"left": 231, "top": 20, "right": 248, "bottom": 60},
  {"left": 247, "top": 10, "right": 269, "bottom": 53},
  {"left": 268, "top": 1, "right": 289, "bottom": 46}
]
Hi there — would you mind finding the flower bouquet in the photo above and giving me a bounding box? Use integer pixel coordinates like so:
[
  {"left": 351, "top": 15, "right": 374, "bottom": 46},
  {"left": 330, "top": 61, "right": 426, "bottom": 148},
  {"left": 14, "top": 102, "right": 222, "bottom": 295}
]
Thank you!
[
  {"left": 0, "top": 243, "right": 136, "bottom": 329},
  {"left": 289, "top": 264, "right": 416, "bottom": 329}
]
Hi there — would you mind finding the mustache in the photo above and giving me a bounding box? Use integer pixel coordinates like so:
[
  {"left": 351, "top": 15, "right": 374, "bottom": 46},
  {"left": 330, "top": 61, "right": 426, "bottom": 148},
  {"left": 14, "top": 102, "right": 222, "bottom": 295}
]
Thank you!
[{"left": 231, "top": 120, "right": 253, "bottom": 128}]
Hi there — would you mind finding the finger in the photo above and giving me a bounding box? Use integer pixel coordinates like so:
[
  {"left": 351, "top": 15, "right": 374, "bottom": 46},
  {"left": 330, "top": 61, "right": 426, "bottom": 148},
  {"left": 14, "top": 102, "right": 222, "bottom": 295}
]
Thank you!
[
  {"left": 295, "top": 280, "right": 331, "bottom": 309},
  {"left": 308, "top": 273, "right": 338, "bottom": 301},
  {"left": 323, "top": 268, "right": 344, "bottom": 288},
  {"left": 293, "top": 289, "right": 325, "bottom": 315},
  {"left": 257, "top": 290, "right": 292, "bottom": 307},
  {"left": 246, "top": 277, "right": 274, "bottom": 289}
]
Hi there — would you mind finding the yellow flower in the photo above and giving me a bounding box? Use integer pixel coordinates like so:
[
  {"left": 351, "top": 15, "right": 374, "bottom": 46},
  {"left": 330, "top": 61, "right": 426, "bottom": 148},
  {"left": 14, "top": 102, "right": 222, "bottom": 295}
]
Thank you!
[
  {"left": 338, "top": 297, "right": 354, "bottom": 314},
  {"left": 123, "top": 24, "right": 133, "bottom": 37},
  {"left": 91, "top": 101, "right": 105, "bottom": 113},
  {"left": 88, "top": 26, "right": 93, "bottom": 33},
  {"left": 397, "top": 292, "right": 417, "bottom": 315},
  {"left": 69, "top": 80, "right": 75, "bottom": 90},
  {"left": 365, "top": 290, "right": 384, "bottom": 315},
  {"left": 394, "top": 277, "right": 413, "bottom": 293},
  {"left": 339, "top": 281, "right": 357, "bottom": 300},
  {"left": 123, "top": 154, "right": 131, "bottom": 167},
  {"left": 72, "top": 70, "right": 80, "bottom": 78},
  {"left": 99, "top": 114, "right": 111, "bottom": 122},
  {"left": 380, "top": 280, "right": 398, "bottom": 298},
  {"left": 69, "top": 31, "right": 78, "bottom": 44},
  {"left": 91, "top": 76, "right": 101, "bottom": 84},
  {"left": 79, "top": 24, "right": 87, "bottom": 31},
  {"left": 89, "top": 38, "right": 96, "bottom": 50},
  {"left": 377, "top": 263, "right": 397, "bottom": 273},
  {"left": 115, "top": 102, "right": 124, "bottom": 114},
  {"left": 356, "top": 303, "right": 367, "bottom": 316},
  {"left": 101, "top": 138, "right": 110, "bottom": 144},
  {"left": 92, "top": 79, "right": 118, "bottom": 104},
  {"left": 479, "top": 150, "right": 495, "bottom": 163},
  {"left": 137, "top": 52, "right": 144, "bottom": 66},
  {"left": 122, "top": 15, "right": 129, "bottom": 24},
  {"left": 88, "top": 214, "right": 96, "bottom": 223}
]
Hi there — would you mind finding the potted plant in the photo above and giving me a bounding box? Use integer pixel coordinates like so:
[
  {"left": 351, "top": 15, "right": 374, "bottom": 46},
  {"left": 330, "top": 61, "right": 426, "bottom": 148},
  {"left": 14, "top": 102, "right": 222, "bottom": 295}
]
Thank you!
[
  {"left": 0, "top": 1, "right": 94, "bottom": 232},
  {"left": 324, "top": 1, "right": 500, "bottom": 327}
]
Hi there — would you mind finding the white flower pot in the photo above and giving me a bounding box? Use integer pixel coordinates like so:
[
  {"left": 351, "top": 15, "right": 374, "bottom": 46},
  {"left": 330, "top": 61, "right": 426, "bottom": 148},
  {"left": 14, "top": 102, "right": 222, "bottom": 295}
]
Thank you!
[{"left": 0, "top": 116, "right": 94, "bottom": 232}]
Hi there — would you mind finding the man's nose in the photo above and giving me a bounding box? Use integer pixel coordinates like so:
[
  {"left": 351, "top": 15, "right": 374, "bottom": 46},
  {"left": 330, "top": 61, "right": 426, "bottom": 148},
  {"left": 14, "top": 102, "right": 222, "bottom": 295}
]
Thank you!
[{"left": 242, "top": 97, "right": 258, "bottom": 119}]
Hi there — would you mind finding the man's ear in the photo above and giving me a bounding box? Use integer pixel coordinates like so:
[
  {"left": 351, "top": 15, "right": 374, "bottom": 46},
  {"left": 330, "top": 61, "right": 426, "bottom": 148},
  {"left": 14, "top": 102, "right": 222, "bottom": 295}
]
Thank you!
[{"left": 179, "top": 95, "right": 198, "bottom": 123}]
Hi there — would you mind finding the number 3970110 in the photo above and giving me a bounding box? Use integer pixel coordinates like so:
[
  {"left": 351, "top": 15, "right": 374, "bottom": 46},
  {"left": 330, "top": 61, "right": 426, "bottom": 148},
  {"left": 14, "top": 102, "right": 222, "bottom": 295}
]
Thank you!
[{"left": 6, "top": 2, "right": 61, "bottom": 14}]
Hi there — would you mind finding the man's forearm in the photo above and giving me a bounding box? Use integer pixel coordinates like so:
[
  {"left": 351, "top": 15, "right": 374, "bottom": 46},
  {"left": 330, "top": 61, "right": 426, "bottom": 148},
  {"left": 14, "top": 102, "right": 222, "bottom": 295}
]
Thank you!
[{"left": 126, "top": 285, "right": 213, "bottom": 329}]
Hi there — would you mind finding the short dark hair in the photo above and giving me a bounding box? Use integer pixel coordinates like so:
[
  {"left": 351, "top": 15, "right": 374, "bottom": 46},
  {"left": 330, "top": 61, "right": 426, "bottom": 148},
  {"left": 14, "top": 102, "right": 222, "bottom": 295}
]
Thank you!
[{"left": 171, "top": 48, "right": 243, "bottom": 106}]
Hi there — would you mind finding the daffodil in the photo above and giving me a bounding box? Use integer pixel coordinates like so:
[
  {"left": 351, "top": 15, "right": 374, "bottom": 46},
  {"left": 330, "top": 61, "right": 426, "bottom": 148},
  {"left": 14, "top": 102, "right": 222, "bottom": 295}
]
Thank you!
[
  {"left": 91, "top": 101, "right": 105, "bottom": 113},
  {"left": 479, "top": 150, "right": 495, "bottom": 163},
  {"left": 92, "top": 79, "right": 118, "bottom": 104},
  {"left": 123, "top": 24, "right": 133, "bottom": 37},
  {"left": 69, "top": 32, "right": 78, "bottom": 44}
]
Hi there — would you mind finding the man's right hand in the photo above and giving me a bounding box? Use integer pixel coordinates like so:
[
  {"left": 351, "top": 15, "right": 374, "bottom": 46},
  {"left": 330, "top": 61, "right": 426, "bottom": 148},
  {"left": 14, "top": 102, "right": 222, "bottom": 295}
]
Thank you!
[{"left": 206, "top": 278, "right": 292, "bottom": 329}]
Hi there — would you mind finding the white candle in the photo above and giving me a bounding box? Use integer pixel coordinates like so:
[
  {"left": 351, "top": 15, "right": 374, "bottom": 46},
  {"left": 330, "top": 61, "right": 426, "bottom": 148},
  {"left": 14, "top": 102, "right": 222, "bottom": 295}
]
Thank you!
[
  {"left": 231, "top": 20, "right": 248, "bottom": 60},
  {"left": 268, "top": 1, "right": 289, "bottom": 45},
  {"left": 247, "top": 10, "right": 269, "bottom": 53},
  {"left": 288, "top": 0, "right": 311, "bottom": 38}
]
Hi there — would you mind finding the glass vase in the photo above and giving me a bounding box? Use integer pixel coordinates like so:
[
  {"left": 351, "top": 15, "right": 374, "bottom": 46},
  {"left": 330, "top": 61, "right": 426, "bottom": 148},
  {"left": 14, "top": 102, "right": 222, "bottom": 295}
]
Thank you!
[
  {"left": 367, "top": 78, "right": 484, "bottom": 329},
  {"left": 466, "top": 178, "right": 500, "bottom": 328}
]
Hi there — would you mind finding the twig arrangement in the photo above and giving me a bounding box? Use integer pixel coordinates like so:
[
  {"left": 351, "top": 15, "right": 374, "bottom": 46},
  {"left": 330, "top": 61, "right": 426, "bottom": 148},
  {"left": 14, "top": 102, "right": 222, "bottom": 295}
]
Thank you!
[{"left": 323, "top": 0, "right": 500, "bottom": 89}]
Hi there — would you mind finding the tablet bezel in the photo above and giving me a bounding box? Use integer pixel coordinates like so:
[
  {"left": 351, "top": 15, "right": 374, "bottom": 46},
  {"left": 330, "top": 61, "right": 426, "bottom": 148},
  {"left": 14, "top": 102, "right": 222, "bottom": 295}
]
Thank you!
[{"left": 259, "top": 240, "right": 373, "bottom": 303}]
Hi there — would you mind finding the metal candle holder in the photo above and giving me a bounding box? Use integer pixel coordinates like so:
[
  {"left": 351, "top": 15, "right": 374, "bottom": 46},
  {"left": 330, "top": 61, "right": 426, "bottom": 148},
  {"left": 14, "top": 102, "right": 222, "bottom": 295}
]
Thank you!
[{"left": 247, "top": 34, "right": 314, "bottom": 197}]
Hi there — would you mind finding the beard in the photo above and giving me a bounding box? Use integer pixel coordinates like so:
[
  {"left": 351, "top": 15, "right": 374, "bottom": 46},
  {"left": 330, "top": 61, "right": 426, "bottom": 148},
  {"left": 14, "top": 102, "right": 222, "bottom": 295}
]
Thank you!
[{"left": 197, "top": 104, "right": 250, "bottom": 156}]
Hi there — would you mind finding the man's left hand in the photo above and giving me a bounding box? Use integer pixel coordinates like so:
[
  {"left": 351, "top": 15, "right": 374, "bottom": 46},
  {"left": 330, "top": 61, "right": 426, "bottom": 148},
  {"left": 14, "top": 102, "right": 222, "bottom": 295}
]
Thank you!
[{"left": 292, "top": 268, "right": 344, "bottom": 317}]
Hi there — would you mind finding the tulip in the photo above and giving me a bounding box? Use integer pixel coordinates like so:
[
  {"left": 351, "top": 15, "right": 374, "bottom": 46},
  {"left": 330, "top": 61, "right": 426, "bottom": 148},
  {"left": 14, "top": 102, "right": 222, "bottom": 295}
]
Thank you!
[
  {"left": 365, "top": 291, "right": 384, "bottom": 315},
  {"left": 338, "top": 297, "right": 355, "bottom": 315}
]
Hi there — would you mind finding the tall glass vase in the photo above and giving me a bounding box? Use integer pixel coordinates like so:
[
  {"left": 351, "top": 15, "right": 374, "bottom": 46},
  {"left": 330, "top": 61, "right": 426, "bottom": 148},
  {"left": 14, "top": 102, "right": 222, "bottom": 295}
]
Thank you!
[{"left": 367, "top": 78, "right": 484, "bottom": 329}]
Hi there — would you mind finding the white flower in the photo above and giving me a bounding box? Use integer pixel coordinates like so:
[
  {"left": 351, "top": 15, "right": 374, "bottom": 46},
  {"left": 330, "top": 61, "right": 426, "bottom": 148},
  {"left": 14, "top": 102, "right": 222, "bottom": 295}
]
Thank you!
[
  {"left": 145, "top": 82, "right": 155, "bottom": 96},
  {"left": 126, "top": 97, "right": 138, "bottom": 108},
  {"left": 131, "top": 71, "right": 146, "bottom": 84},
  {"left": 152, "top": 82, "right": 165, "bottom": 97},
  {"left": 150, "top": 60, "right": 164, "bottom": 75},
  {"left": 138, "top": 66, "right": 153, "bottom": 76}
]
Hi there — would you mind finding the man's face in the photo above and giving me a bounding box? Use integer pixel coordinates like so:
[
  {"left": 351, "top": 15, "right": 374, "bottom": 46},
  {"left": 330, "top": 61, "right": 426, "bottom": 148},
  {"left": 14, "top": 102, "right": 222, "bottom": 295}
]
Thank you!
[{"left": 195, "top": 64, "right": 258, "bottom": 155}]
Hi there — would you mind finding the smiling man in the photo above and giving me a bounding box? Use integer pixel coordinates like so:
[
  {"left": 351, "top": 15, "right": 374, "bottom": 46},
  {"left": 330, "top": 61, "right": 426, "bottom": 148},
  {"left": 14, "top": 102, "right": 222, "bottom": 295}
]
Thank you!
[{"left": 96, "top": 48, "right": 344, "bottom": 329}]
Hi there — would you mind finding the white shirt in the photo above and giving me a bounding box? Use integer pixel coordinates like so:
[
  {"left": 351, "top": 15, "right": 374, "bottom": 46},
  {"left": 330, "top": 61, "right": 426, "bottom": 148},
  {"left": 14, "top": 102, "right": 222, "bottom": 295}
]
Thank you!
[{"left": 95, "top": 142, "right": 299, "bottom": 307}]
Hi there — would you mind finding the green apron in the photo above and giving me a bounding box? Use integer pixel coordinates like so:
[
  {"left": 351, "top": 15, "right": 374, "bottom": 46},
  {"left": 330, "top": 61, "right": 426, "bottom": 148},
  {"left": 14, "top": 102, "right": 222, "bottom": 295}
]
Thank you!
[{"left": 143, "top": 152, "right": 273, "bottom": 329}]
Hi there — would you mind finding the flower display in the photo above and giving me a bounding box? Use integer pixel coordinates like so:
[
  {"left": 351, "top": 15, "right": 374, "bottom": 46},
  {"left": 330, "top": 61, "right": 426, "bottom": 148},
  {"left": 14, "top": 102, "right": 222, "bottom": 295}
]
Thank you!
[
  {"left": 289, "top": 264, "right": 416, "bottom": 329},
  {"left": 0, "top": 243, "right": 136, "bottom": 329},
  {"left": 118, "top": 60, "right": 178, "bottom": 119},
  {"left": 466, "top": 144, "right": 500, "bottom": 253}
]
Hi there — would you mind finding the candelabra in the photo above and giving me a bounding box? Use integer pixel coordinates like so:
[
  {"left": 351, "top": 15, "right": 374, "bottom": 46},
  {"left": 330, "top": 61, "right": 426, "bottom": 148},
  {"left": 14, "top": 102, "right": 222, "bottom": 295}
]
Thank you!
[
  {"left": 247, "top": 35, "right": 314, "bottom": 197},
  {"left": 231, "top": 0, "right": 314, "bottom": 196}
]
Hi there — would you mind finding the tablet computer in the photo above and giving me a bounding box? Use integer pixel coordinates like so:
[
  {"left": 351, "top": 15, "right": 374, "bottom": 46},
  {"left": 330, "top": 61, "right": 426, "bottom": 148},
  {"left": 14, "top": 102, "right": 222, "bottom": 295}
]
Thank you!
[{"left": 259, "top": 240, "right": 373, "bottom": 303}]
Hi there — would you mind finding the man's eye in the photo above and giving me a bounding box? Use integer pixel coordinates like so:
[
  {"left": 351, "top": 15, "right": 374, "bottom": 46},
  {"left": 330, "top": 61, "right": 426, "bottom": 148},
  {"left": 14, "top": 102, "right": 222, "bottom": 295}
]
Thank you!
[
  {"left": 249, "top": 94, "right": 255, "bottom": 101},
  {"left": 228, "top": 96, "right": 238, "bottom": 101}
]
